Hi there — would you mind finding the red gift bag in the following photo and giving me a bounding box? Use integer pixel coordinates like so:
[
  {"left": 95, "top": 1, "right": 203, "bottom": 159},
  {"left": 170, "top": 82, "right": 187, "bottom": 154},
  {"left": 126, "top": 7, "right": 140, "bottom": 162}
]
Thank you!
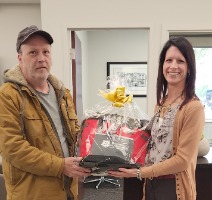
[
  {"left": 79, "top": 116, "right": 150, "bottom": 166},
  {"left": 117, "top": 127, "right": 150, "bottom": 165},
  {"left": 79, "top": 118, "right": 98, "bottom": 157}
]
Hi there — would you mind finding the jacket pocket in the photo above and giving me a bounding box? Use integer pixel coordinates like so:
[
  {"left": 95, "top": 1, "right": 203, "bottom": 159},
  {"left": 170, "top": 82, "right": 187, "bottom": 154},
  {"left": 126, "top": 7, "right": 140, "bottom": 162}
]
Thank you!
[
  {"left": 10, "top": 164, "right": 24, "bottom": 185},
  {"left": 23, "top": 109, "right": 44, "bottom": 137},
  {"left": 24, "top": 110, "right": 41, "bottom": 120},
  {"left": 3, "top": 161, "right": 23, "bottom": 186}
]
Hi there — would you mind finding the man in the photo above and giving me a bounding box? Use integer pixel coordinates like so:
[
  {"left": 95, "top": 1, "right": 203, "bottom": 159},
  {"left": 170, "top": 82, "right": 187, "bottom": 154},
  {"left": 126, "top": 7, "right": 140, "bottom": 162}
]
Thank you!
[{"left": 0, "top": 25, "right": 90, "bottom": 200}]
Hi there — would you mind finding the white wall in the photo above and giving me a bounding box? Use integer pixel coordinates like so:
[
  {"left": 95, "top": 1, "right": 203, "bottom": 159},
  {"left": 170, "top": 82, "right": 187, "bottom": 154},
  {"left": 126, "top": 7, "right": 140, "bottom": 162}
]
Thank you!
[
  {"left": 0, "top": 4, "right": 41, "bottom": 85},
  {"left": 85, "top": 29, "right": 148, "bottom": 113},
  {"left": 75, "top": 31, "right": 88, "bottom": 112}
]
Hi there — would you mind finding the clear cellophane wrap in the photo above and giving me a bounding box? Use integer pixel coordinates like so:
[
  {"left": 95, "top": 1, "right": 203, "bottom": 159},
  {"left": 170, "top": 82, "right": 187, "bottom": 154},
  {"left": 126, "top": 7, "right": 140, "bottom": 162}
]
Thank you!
[{"left": 77, "top": 76, "right": 151, "bottom": 173}]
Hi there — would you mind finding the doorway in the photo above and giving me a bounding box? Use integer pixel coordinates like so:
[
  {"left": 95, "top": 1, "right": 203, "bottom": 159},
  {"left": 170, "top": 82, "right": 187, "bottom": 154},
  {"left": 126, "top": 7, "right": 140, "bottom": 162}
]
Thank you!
[{"left": 69, "top": 29, "right": 149, "bottom": 119}]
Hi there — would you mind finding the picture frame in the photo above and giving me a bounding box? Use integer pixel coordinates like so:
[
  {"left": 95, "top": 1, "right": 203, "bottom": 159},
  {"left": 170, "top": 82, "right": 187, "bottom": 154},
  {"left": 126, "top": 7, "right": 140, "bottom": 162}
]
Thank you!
[{"left": 107, "top": 62, "right": 147, "bottom": 97}]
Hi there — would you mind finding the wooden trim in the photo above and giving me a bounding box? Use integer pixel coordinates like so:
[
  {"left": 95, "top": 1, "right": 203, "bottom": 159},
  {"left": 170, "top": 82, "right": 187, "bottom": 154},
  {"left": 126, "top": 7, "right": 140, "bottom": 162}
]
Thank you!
[{"left": 71, "top": 31, "right": 77, "bottom": 110}]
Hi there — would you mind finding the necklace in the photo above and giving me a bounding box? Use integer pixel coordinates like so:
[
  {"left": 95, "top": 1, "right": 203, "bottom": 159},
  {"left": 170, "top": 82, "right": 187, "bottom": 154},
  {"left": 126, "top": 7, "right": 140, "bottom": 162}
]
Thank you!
[{"left": 160, "top": 93, "right": 182, "bottom": 113}]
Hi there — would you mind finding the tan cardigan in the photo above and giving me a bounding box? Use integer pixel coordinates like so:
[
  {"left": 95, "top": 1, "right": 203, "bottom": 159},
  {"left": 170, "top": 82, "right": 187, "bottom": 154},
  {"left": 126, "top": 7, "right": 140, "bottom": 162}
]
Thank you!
[{"left": 141, "top": 99, "right": 205, "bottom": 200}]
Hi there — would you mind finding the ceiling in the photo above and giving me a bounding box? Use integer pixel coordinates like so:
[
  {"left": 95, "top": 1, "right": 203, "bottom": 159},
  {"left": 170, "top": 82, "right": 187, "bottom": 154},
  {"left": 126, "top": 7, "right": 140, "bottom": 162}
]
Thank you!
[{"left": 0, "top": 0, "right": 40, "bottom": 3}]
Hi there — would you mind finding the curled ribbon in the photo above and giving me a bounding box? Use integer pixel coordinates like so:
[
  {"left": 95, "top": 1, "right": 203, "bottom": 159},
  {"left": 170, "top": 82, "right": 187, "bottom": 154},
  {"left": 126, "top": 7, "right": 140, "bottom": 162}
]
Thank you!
[{"left": 99, "top": 86, "right": 132, "bottom": 107}]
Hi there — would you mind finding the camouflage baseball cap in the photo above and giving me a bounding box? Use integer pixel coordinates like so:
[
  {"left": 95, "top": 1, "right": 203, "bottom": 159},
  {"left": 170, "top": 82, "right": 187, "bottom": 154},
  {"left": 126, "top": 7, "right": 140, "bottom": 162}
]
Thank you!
[{"left": 16, "top": 25, "right": 54, "bottom": 52}]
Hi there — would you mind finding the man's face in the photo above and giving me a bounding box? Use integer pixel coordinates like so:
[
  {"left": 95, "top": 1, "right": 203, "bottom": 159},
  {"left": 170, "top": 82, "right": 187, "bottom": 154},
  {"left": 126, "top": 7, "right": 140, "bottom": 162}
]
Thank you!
[{"left": 18, "top": 35, "right": 52, "bottom": 84}]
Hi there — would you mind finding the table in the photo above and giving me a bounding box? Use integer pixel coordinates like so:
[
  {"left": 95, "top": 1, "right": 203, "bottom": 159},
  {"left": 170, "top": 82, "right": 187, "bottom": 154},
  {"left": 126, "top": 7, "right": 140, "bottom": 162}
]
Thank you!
[
  {"left": 196, "top": 147, "right": 212, "bottom": 200},
  {"left": 123, "top": 147, "right": 212, "bottom": 200}
]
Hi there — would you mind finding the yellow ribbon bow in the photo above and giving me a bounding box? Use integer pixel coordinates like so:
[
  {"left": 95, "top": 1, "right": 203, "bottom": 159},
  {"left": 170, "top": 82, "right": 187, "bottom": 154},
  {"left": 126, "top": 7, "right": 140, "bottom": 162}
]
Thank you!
[{"left": 99, "top": 86, "right": 132, "bottom": 107}]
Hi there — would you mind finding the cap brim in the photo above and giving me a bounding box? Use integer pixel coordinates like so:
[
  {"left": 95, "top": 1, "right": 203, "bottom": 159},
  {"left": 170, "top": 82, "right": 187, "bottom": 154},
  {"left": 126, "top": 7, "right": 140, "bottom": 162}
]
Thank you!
[{"left": 21, "top": 30, "right": 54, "bottom": 46}]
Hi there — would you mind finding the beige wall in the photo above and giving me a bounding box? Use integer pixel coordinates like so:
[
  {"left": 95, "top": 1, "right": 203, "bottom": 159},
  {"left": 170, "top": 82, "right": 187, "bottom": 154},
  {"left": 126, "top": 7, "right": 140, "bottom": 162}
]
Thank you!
[
  {"left": 40, "top": 0, "right": 212, "bottom": 115},
  {"left": 0, "top": 4, "right": 41, "bottom": 85},
  {"left": 2, "top": 1, "right": 212, "bottom": 116}
]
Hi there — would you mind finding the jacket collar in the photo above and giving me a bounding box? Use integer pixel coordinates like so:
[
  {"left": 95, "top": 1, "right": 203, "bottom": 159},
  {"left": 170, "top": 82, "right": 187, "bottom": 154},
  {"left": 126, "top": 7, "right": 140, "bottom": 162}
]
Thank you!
[{"left": 3, "top": 65, "right": 65, "bottom": 92}]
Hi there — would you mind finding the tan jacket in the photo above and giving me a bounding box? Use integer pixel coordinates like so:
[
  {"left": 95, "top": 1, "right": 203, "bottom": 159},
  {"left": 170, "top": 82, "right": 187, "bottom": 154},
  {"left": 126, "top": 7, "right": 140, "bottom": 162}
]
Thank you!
[
  {"left": 0, "top": 65, "right": 80, "bottom": 200},
  {"left": 142, "top": 99, "right": 205, "bottom": 200}
]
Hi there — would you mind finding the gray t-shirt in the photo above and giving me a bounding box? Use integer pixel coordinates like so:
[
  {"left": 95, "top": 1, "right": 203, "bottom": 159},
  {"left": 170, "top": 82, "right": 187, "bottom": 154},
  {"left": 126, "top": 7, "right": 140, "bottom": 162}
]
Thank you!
[{"left": 35, "top": 83, "right": 69, "bottom": 157}]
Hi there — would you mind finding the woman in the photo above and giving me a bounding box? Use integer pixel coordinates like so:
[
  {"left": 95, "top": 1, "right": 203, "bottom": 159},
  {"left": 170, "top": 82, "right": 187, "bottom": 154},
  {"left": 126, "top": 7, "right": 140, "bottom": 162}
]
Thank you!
[{"left": 108, "top": 37, "right": 205, "bottom": 200}]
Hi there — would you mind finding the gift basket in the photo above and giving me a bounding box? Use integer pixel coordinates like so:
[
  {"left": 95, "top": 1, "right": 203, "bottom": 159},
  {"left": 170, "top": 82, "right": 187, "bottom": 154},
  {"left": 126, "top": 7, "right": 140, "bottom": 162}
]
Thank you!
[{"left": 77, "top": 76, "right": 151, "bottom": 174}]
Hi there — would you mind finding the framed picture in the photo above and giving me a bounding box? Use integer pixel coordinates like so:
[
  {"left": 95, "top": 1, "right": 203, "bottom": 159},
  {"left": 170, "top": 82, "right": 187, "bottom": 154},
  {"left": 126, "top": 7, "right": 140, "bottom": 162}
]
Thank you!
[{"left": 107, "top": 62, "right": 147, "bottom": 97}]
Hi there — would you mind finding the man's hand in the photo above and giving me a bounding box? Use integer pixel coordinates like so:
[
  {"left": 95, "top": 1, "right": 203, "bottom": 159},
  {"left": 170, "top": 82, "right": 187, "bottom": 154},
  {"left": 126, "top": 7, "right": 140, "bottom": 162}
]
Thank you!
[{"left": 63, "top": 157, "right": 91, "bottom": 178}]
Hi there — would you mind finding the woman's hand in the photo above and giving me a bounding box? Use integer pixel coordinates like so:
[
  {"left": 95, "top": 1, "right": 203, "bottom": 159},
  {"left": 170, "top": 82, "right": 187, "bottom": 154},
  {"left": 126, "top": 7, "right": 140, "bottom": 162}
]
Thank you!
[{"left": 108, "top": 167, "right": 138, "bottom": 178}]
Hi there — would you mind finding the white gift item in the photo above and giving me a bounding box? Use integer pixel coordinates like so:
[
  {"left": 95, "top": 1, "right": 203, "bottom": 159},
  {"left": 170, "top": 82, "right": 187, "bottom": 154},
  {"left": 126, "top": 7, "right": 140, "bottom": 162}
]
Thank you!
[{"left": 198, "top": 137, "right": 210, "bottom": 157}]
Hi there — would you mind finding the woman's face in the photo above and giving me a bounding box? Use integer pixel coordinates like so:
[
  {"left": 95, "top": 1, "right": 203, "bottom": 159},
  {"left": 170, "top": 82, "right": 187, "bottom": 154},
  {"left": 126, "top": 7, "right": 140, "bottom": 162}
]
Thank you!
[{"left": 163, "top": 46, "right": 188, "bottom": 89}]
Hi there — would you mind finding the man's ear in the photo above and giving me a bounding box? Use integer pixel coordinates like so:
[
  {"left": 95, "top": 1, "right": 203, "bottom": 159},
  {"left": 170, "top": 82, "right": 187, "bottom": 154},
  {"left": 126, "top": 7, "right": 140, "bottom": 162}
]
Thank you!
[{"left": 18, "top": 53, "right": 22, "bottom": 62}]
